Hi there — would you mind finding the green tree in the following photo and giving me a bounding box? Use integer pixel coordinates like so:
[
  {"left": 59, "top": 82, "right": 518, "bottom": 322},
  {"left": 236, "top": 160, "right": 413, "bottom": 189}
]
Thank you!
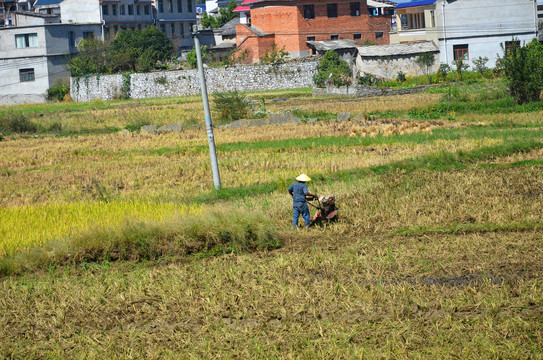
[
  {"left": 200, "top": 1, "right": 239, "bottom": 29},
  {"left": 313, "top": 50, "right": 352, "bottom": 87},
  {"left": 415, "top": 52, "right": 436, "bottom": 84},
  {"left": 67, "top": 38, "right": 110, "bottom": 76},
  {"left": 500, "top": 38, "right": 543, "bottom": 104},
  {"left": 109, "top": 27, "right": 174, "bottom": 72}
]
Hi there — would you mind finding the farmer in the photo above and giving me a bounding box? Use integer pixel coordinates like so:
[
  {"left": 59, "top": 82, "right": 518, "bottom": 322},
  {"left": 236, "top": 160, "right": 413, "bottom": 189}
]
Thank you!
[{"left": 288, "top": 173, "right": 316, "bottom": 229}]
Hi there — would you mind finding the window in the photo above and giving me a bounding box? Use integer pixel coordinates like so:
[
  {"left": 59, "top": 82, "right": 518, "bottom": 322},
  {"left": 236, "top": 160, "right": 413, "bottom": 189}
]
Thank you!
[
  {"left": 19, "top": 68, "right": 35, "bottom": 82},
  {"left": 114, "top": 25, "right": 119, "bottom": 32},
  {"left": 505, "top": 40, "right": 520, "bottom": 55},
  {"left": 171, "top": 23, "right": 175, "bottom": 35},
  {"left": 112, "top": 4, "right": 117, "bottom": 15},
  {"left": 353, "top": 33, "right": 361, "bottom": 40},
  {"left": 350, "top": 2, "right": 360, "bottom": 16},
  {"left": 137, "top": 5, "right": 141, "bottom": 15},
  {"left": 306, "top": 36, "right": 315, "bottom": 41},
  {"left": 327, "top": 3, "right": 337, "bottom": 18},
  {"left": 375, "top": 31, "right": 383, "bottom": 38},
  {"left": 168, "top": 0, "right": 173, "bottom": 12},
  {"left": 145, "top": 5, "right": 150, "bottom": 15},
  {"left": 453, "top": 44, "right": 469, "bottom": 60},
  {"left": 68, "top": 31, "right": 75, "bottom": 48},
  {"left": 160, "top": 24, "right": 166, "bottom": 33},
  {"left": 331, "top": 34, "right": 339, "bottom": 40},
  {"left": 180, "top": 23, "right": 184, "bottom": 36},
  {"left": 187, "top": 0, "right": 192, "bottom": 12},
  {"left": 83, "top": 32, "right": 94, "bottom": 39},
  {"left": 303, "top": 5, "right": 314, "bottom": 19},
  {"left": 15, "top": 33, "right": 38, "bottom": 48},
  {"left": 158, "top": 0, "right": 164, "bottom": 13},
  {"left": 128, "top": 4, "right": 134, "bottom": 15},
  {"left": 178, "top": 0, "right": 183, "bottom": 12},
  {"left": 120, "top": 4, "right": 125, "bottom": 15},
  {"left": 102, "top": 4, "right": 108, "bottom": 15}
]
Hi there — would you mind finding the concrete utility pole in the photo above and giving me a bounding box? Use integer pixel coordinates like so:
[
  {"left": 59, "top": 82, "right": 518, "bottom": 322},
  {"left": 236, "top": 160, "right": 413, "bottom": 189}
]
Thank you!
[{"left": 192, "top": 25, "right": 221, "bottom": 190}]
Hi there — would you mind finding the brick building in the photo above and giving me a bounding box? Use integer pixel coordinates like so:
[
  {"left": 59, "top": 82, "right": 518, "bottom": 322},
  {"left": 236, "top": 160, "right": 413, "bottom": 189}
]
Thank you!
[{"left": 235, "top": 0, "right": 394, "bottom": 62}]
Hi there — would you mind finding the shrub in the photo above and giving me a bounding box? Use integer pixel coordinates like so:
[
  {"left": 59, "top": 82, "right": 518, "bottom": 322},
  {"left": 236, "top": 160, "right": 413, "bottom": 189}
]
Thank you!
[
  {"left": 259, "top": 45, "right": 288, "bottom": 65},
  {"left": 453, "top": 59, "right": 469, "bottom": 81},
  {"left": 499, "top": 38, "right": 543, "bottom": 104},
  {"left": 472, "top": 56, "right": 489, "bottom": 78},
  {"left": 396, "top": 71, "right": 406, "bottom": 83},
  {"left": 46, "top": 80, "right": 70, "bottom": 101},
  {"left": 186, "top": 45, "right": 208, "bottom": 69},
  {"left": 213, "top": 91, "right": 252, "bottom": 122},
  {"left": 0, "top": 113, "right": 37, "bottom": 134},
  {"left": 415, "top": 52, "right": 436, "bottom": 84},
  {"left": 358, "top": 73, "right": 381, "bottom": 86},
  {"left": 313, "top": 50, "right": 352, "bottom": 87}
]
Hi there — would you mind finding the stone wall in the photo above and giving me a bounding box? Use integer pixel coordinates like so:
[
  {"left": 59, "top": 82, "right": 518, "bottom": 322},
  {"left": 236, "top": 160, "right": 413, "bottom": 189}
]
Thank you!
[
  {"left": 70, "top": 60, "right": 318, "bottom": 102},
  {"left": 356, "top": 54, "right": 439, "bottom": 80},
  {"left": 312, "top": 84, "right": 437, "bottom": 98}
]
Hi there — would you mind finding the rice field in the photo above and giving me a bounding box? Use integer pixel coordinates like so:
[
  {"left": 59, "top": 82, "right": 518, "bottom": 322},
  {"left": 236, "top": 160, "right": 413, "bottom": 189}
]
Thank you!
[{"left": 1, "top": 83, "right": 542, "bottom": 358}]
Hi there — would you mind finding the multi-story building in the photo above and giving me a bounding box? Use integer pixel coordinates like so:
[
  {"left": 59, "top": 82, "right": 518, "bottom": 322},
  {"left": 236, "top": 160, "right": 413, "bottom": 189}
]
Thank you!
[
  {"left": 235, "top": 0, "right": 394, "bottom": 63},
  {"left": 154, "top": 0, "right": 196, "bottom": 50},
  {"left": 0, "top": 19, "right": 102, "bottom": 104},
  {"left": 391, "top": 0, "right": 538, "bottom": 67},
  {"left": 1, "top": 0, "right": 34, "bottom": 26},
  {"left": 100, "top": 0, "right": 154, "bottom": 38}
]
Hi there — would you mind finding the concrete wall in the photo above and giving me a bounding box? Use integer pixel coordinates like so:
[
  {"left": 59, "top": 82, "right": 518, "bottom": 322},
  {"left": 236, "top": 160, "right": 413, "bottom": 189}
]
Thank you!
[
  {"left": 436, "top": 0, "right": 537, "bottom": 67},
  {"left": 0, "top": 24, "right": 103, "bottom": 105},
  {"left": 70, "top": 60, "right": 318, "bottom": 101},
  {"left": 356, "top": 52, "right": 439, "bottom": 79},
  {"left": 60, "top": 0, "right": 101, "bottom": 24}
]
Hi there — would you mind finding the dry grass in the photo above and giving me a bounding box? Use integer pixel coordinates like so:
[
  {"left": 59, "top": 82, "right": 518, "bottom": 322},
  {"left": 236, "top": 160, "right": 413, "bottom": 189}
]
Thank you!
[{"left": 1, "top": 88, "right": 543, "bottom": 358}]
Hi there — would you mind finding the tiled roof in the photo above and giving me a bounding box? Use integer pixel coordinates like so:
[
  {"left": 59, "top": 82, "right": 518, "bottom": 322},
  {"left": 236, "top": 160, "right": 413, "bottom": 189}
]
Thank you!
[
  {"left": 395, "top": 0, "right": 436, "bottom": 9},
  {"left": 233, "top": 5, "right": 250, "bottom": 12},
  {"left": 306, "top": 39, "right": 359, "bottom": 51},
  {"left": 357, "top": 41, "right": 439, "bottom": 56},
  {"left": 218, "top": 17, "right": 240, "bottom": 36}
]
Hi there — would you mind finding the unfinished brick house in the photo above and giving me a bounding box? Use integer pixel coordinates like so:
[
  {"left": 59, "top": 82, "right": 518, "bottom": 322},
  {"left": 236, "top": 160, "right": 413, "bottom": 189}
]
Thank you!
[{"left": 234, "top": 0, "right": 394, "bottom": 62}]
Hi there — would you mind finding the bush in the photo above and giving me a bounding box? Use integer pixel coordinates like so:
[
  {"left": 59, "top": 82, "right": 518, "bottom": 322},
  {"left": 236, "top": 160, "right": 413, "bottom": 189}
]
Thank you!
[
  {"left": 46, "top": 81, "right": 70, "bottom": 101},
  {"left": 0, "top": 113, "right": 37, "bottom": 134},
  {"left": 358, "top": 73, "right": 381, "bottom": 86},
  {"left": 213, "top": 91, "right": 252, "bottom": 122},
  {"left": 186, "top": 45, "right": 208, "bottom": 69},
  {"left": 396, "top": 71, "right": 406, "bottom": 83},
  {"left": 259, "top": 44, "right": 288, "bottom": 65},
  {"left": 415, "top": 52, "right": 436, "bottom": 84},
  {"left": 499, "top": 38, "right": 543, "bottom": 104},
  {"left": 472, "top": 56, "right": 489, "bottom": 78},
  {"left": 313, "top": 50, "right": 352, "bottom": 87}
]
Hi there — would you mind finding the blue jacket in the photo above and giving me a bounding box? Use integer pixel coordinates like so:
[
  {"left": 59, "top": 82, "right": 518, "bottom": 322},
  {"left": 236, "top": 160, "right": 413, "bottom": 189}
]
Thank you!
[{"left": 288, "top": 182, "right": 309, "bottom": 203}]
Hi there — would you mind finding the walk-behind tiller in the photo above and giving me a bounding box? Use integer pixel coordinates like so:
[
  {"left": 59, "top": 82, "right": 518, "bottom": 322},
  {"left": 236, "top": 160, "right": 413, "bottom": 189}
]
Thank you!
[{"left": 306, "top": 194, "right": 338, "bottom": 227}]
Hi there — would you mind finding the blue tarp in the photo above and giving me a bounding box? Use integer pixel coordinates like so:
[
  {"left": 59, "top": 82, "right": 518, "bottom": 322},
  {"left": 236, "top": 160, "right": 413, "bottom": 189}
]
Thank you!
[{"left": 395, "top": 0, "right": 436, "bottom": 9}]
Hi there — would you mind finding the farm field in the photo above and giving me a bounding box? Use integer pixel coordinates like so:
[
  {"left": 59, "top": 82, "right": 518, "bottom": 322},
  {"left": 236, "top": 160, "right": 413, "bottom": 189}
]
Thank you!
[{"left": 1, "top": 83, "right": 543, "bottom": 358}]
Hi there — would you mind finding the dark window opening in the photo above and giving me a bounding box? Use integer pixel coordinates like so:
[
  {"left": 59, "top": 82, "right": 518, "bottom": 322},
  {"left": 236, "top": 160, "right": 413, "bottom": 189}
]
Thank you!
[
  {"left": 375, "top": 31, "right": 383, "bottom": 39},
  {"left": 353, "top": 33, "right": 361, "bottom": 40},
  {"left": 83, "top": 32, "right": 95, "bottom": 39},
  {"left": 307, "top": 36, "right": 315, "bottom": 41},
  {"left": 102, "top": 4, "right": 108, "bottom": 15},
  {"left": 327, "top": 3, "right": 337, "bottom": 18},
  {"left": 504, "top": 40, "right": 520, "bottom": 55},
  {"left": 303, "top": 4, "right": 315, "bottom": 19},
  {"left": 350, "top": 2, "right": 360, "bottom": 16},
  {"left": 331, "top": 34, "right": 339, "bottom": 40}
]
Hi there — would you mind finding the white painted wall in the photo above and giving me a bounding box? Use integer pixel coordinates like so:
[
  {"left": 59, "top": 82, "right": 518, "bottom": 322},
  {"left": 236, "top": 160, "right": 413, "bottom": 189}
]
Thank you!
[
  {"left": 60, "top": 0, "right": 101, "bottom": 23},
  {"left": 436, "top": 0, "right": 538, "bottom": 67}
]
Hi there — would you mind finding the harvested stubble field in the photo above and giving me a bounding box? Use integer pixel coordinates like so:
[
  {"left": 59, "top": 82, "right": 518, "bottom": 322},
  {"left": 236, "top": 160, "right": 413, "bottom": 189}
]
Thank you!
[{"left": 1, "top": 84, "right": 543, "bottom": 358}]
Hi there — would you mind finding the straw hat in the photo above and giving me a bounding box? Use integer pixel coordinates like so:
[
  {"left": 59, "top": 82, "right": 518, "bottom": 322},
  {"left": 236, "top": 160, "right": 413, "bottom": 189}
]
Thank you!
[{"left": 296, "top": 173, "right": 311, "bottom": 182}]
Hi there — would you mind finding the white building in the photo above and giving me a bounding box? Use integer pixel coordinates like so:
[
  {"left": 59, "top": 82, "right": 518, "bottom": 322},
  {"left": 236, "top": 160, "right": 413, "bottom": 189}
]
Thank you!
[
  {"left": 391, "top": 0, "right": 538, "bottom": 67},
  {"left": 100, "top": 0, "right": 154, "bottom": 38}
]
